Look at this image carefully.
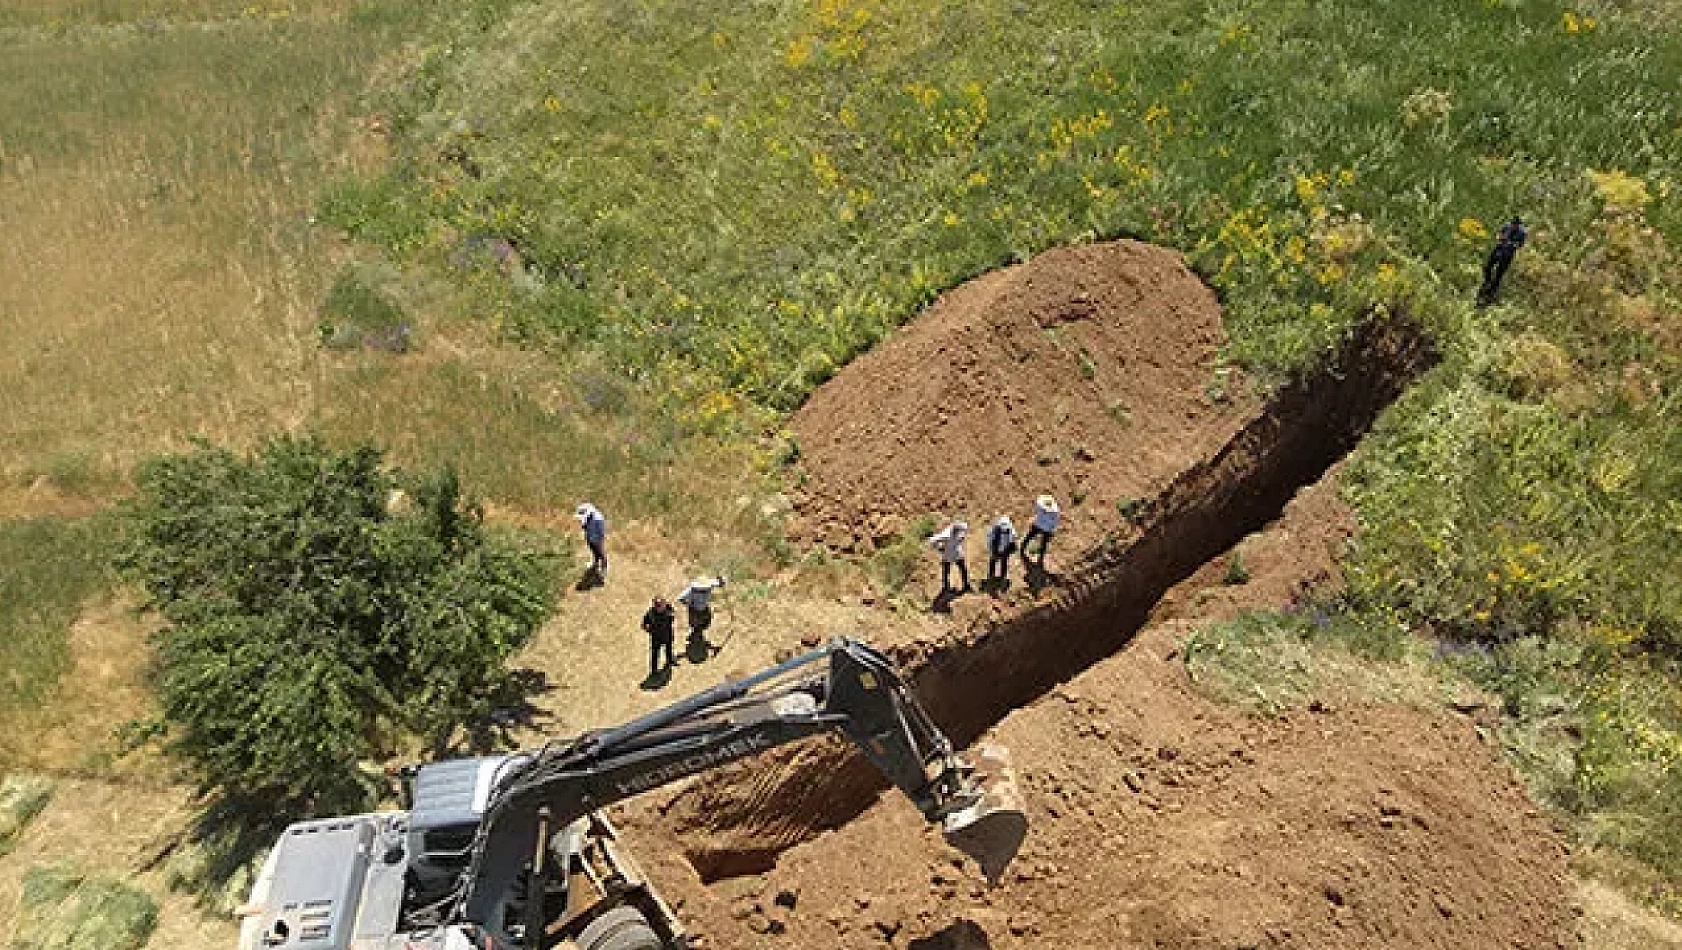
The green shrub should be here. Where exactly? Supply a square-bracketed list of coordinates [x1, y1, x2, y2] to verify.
[119, 434, 559, 813]
[870, 514, 940, 597]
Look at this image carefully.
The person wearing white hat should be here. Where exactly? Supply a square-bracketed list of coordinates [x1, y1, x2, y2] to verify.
[575, 502, 608, 577]
[677, 575, 727, 647]
[986, 515, 1018, 585]
[928, 519, 972, 594]
[1020, 495, 1060, 565]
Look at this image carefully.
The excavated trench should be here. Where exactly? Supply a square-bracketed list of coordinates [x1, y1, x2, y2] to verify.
[668, 316, 1437, 882]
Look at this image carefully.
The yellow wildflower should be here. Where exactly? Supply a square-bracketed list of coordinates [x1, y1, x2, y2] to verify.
[785, 36, 814, 68]
[1457, 217, 1490, 241]
[810, 151, 841, 190]
[1587, 168, 1651, 212]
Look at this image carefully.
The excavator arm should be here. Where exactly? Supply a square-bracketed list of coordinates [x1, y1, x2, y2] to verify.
[235, 638, 1023, 950]
[451, 638, 1018, 932]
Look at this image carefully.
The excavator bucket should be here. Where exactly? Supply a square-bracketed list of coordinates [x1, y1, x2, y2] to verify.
[940, 743, 1027, 883]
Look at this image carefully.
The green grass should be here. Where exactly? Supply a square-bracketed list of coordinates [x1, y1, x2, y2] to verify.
[0, 518, 116, 715]
[325, 0, 1682, 901]
[15, 865, 158, 950]
[329, 0, 1679, 407]
[0, 775, 55, 856]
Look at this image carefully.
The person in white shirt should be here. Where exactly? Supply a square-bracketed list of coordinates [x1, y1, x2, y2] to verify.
[1020, 495, 1060, 565]
[928, 520, 971, 594]
[677, 575, 726, 646]
[986, 515, 1017, 585]
[575, 502, 607, 577]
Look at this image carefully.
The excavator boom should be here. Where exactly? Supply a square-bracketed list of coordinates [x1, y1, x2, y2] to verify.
[237, 638, 1024, 950]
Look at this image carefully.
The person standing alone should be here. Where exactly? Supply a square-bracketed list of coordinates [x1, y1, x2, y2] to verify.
[575, 502, 608, 578]
[1477, 216, 1528, 307]
[641, 596, 675, 678]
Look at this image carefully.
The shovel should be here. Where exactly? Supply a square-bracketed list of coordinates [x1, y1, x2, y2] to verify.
[940, 743, 1028, 883]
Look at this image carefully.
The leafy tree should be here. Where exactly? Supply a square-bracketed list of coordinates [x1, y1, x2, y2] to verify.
[120, 435, 557, 813]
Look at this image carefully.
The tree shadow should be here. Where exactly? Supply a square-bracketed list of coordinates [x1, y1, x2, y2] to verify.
[908, 919, 992, 950]
[460, 667, 553, 754]
[138, 794, 296, 910]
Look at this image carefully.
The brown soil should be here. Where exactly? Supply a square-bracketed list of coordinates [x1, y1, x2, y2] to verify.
[788, 240, 1256, 556]
[622, 472, 1576, 950]
[614, 239, 1574, 948]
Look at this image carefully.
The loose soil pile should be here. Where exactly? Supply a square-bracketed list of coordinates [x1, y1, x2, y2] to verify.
[618, 239, 1573, 948]
[625, 477, 1576, 950]
[789, 240, 1254, 556]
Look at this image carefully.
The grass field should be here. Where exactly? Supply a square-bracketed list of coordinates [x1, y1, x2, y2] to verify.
[0, 0, 771, 774]
[323, 0, 1682, 910]
[3, 0, 1681, 926]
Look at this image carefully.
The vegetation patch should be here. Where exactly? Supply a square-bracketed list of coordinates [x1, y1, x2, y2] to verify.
[317, 262, 413, 352]
[118, 434, 561, 814]
[0, 774, 55, 856]
[0, 517, 115, 714]
[13, 865, 157, 950]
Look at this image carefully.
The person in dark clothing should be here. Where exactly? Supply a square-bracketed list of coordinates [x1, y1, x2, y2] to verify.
[985, 515, 1017, 586]
[1477, 217, 1528, 307]
[641, 596, 676, 677]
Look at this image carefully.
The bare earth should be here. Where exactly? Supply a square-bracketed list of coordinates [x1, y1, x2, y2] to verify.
[618, 239, 1581, 949]
[623, 474, 1578, 950]
[789, 240, 1256, 556]
[6, 238, 1668, 948]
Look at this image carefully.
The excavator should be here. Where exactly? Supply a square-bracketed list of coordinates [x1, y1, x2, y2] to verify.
[235, 638, 1026, 950]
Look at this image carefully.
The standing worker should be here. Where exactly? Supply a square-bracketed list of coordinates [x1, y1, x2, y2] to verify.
[641, 596, 676, 678]
[1477, 216, 1528, 307]
[677, 575, 727, 650]
[985, 515, 1017, 586]
[929, 520, 971, 595]
[1020, 495, 1060, 566]
[575, 502, 608, 578]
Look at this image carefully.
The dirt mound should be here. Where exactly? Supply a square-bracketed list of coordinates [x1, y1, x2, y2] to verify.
[661, 317, 1436, 879]
[632, 634, 1574, 950]
[622, 475, 1575, 949]
[610, 240, 1574, 946]
[789, 240, 1253, 555]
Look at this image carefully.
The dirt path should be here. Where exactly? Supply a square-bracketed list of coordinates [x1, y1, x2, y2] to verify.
[509, 519, 947, 744]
